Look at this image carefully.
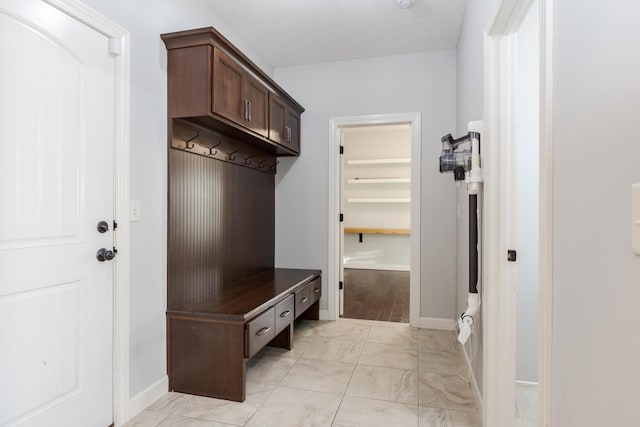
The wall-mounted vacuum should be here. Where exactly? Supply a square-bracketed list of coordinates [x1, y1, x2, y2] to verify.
[439, 121, 483, 345]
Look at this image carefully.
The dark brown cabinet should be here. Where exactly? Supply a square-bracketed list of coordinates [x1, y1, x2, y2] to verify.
[212, 48, 244, 125]
[213, 49, 269, 137]
[269, 93, 301, 153]
[162, 26, 315, 405]
[162, 27, 303, 156]
[167, 269, 321, 402]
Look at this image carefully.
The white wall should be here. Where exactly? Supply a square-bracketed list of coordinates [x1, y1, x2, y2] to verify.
[79, 0, 271, 399]
[273, 51, 457, 320]
[456, 0, 490, 394]
[342, 125, 411, 270]
[552, 1, 640, 425]
[344, 234, 411, 271]
[514, 2, 539, 383]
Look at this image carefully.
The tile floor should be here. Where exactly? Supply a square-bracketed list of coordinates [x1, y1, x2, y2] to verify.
[125, 318, 481, 427]
[515, 382, 538, 427]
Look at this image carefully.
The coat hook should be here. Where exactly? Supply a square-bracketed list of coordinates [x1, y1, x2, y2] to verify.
[256, 157, 267, 169]
[208, 139, 223, 156]
[243, 152, 256, 165]
[228, 146, 240, 161]
[184, 131, 199, 149]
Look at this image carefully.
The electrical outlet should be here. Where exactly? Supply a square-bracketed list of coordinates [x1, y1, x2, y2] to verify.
[130, 200, 141, 222]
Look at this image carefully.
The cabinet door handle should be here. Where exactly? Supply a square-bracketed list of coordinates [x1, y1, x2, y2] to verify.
[248, 101, 252, 122]
[279, 310, 291, 318]
[243, 99, 249, 121]
[314, 288, 320, 294]
[256, 326, 271, 336]
[300, 297, 309, 303]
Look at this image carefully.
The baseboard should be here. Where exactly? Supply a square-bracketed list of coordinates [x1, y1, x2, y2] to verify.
[319, 309, 331, 320]
[419, 317, 456, 330]
[343, 263, 410, 272]
[461, 337, 483, 410]
[127, 375, 168, 422]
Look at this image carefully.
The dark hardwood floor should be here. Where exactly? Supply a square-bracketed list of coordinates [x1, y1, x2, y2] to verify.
[342, 268, 410, 323]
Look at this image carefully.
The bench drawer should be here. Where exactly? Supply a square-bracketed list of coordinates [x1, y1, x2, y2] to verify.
[275, 294, 295, 334]
[294, 284, 311, 318]
[309, 278, 321, 304]
[246, 307, 275, 358]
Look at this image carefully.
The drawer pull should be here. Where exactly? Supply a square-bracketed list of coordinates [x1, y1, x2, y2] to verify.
[300, 297, 309, 303]
[314, 288, 320, 294]
[256, 327, 271, 336]
[280, 310, 292, 318]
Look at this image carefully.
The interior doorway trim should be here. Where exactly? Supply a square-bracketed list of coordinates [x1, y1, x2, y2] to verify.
[44, 1, 131, 425]
[484, 0, 553, 425]
[327, 113, 421, 326]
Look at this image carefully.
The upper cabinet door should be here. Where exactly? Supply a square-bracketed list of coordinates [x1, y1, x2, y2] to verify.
[212, 48, 244, 124]
[268, 93, 301, 154]
[286, 108, 301, 154]
[244, 75, 269, 137]
[268, 93, 286, 145]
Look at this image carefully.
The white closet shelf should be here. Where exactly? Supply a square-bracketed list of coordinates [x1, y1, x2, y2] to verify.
[346, 158, 411, 165]
[346, 198, 411, 203]
[347, 178, 410, 184]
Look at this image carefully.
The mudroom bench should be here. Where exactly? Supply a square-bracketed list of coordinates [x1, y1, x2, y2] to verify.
[166, 268, 321, 402]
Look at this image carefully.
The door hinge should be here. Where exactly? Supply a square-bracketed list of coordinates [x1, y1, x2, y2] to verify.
[339, 213, 344, 222]
[339, 281, 343, 290]
[113, 220, 118, 230]
[340, 145, 344, 155]
[507, 250, 517, 262]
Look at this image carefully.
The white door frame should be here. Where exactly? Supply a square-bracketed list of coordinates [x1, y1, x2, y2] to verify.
[43, 1, 131, 425]
[483, 0, 553, 426]
[327, 113, 421, 326]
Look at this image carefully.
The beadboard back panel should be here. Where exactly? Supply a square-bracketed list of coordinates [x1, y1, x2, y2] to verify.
[167, 149, 275, 308]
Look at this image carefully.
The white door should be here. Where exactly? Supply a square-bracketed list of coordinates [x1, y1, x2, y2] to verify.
[0, 0, 116, 426]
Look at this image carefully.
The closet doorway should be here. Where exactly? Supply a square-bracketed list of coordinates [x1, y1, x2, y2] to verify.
[341, 125, 411, 322]
[328, 113, 421, 326]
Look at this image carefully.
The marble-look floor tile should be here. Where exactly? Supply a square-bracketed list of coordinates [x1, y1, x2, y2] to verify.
[333, 396, 419, 427]
[301, 337, 364, 364]
[246, 386, 342, 427]
[358, 342, 418, 371]
[313, 321, 371, 341]
[148, 392, 190, 413]
[338, 317, 374, 326]
[123, 410, 169, 427]
[246, 355, 296, 385]
[418, 349, 467, 376]
[280, 358, 355, 394]
[418, 329, 460, 352]
[419, 406, 481, 427]
[147, 384, 271, 426]
[346, 365, 418, 404]
[157, 414, 236, 427]
[367, 325, 419, 349]
[294, 319, 325, 338]
[418, 372, 476, 413]
[254, 336, 315, 360]
[516, 382, 538, 427]
[368, 319, 409, 328]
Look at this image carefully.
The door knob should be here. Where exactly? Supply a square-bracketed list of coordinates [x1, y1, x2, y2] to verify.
[96, 248, 116, 262]
[97, 221, 109, 233]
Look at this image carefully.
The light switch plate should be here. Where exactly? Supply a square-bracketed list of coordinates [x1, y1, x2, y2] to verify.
[633, 184, 640, 255]
[130, 200, 141, 222]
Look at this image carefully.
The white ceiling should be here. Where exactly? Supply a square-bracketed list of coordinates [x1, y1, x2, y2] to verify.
[209, 0, 467, 68]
